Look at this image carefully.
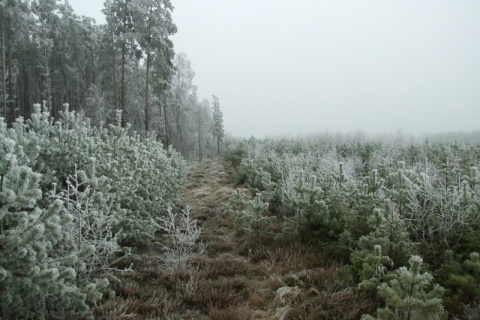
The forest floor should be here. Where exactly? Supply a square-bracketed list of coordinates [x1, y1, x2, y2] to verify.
[96, 158, 369, 320]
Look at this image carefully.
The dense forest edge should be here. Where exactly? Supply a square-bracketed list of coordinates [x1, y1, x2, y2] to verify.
[1, 1, 480, 319]
[0, 0, 224, 161]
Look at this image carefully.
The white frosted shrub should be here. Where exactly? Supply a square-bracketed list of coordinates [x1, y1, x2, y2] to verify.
[0, 104, 186, 318]
[1, 122, 97, 318]
[158, 206, 205, 272]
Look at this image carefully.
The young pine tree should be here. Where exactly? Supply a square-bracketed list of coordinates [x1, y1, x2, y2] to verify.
[281, 173, 329, 241]
[235, 193, 274, 238]
[362, 255, 446, 320]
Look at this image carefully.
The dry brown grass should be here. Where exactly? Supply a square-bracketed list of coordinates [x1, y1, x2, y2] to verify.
[246, 290, 269, 310]
[265, 218, 284, 233]
[244, 242, 328, 276]
[212, 275, 247, 292]
[193, 186, 212, 199]
[94, 298, 138, 320]
[115, 281, 141, 298]
[175, 271, 244, 312]
[236, 234, 275, 256]
[284, 288, 371, 320]
[280, 263, 374, 320]
[208, 306, 254, 320]
[213, 186, 236, 203]
[95, 287, 182, 320]
[192, 208, 211, 222]
[206, 238, 235, 255]
[188, 253, 247, 279]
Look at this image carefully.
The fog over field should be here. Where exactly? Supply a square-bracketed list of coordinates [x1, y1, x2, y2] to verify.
[69, 0, 480, 138]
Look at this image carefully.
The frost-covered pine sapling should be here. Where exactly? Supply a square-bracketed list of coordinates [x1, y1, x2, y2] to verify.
[332, 162, 348, 192]
[361, 255, 446, 320]
[259, 170, 276, 197]
[238, 158, 274, 193]
[225, 188, 250, 233]
[440, 158, 461, 196]
[463, 167, 479, 192]
[282, 173, 328, 240]
[430, 166, 478, 246]
[358, 245, 393, 294]
[385, 161, 414, 218]
[329, 161, 355, 228]
[461, 167, 480, 221]
[460, 252, 480, 298]
[1, 104, 187, 317]
[352, 208, 389, 282]
[377, 157, 392, 180]
[301, 175, 329, 224]
[353, 170, 384, 237]
[237, 193, 274, 238]
[435, 251, 480, 315]
[433, 159, 464, 242]
[226, 188, 249, 213]
[92, 110, 186, 246]
[405, 160, 440, 244]
[157, 206, 206, 272]
[256, 169, 283, 213]
[0, 126, 101, 319]
[464, 252, 480, 274]
[351, 203, 413, 281]
[365, 169, 384, 197]
[383, 200, 408, 261]
[460, 252, 480, 296]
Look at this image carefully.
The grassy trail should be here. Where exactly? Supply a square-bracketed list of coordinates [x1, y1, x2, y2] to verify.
[96, 158, 367, 319]
[177, 159, 281, 319]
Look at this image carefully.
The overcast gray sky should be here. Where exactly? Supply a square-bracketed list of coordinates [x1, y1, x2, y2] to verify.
[68, 0, 480, 138]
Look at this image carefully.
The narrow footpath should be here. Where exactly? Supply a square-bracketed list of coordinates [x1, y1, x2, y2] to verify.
[176, 159, 291, 319]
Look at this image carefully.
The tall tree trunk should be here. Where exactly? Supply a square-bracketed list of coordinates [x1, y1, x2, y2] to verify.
[144, 51, 150, 132]
[90, 47, 96, 85]
[198, 130, 202, 161]
[1, 11, 6, 120]
[57, 52, 68, 91]
[121, 42, 126, 127]
[43, 31, 51, 112]
[7, 15, 15, 126]
[120, 0, 129, 128]
[175, 103, 184, 154]
[22, 63, 29, 118]
[110, 28, 118, 111]
[56, 53, 69, 114]
[163, 91, 169, 147]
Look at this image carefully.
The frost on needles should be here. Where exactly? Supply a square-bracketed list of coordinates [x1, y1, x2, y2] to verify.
[0, 104, 186, 319]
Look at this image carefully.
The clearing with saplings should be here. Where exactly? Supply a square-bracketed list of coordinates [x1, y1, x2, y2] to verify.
[1, 1, 480, 319]
[2, 107, 480, 318]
